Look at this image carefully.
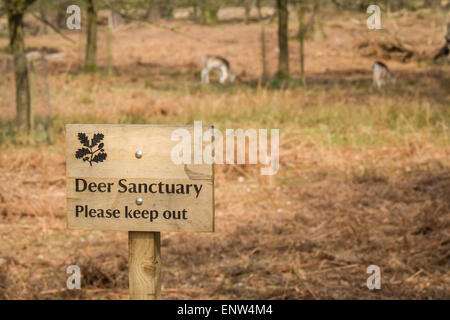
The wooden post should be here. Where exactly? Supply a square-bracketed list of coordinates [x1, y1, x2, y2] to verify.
[128, 231, 161, 300]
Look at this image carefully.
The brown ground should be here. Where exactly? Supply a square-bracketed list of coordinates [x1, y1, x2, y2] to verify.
[0, 8, 449, 299]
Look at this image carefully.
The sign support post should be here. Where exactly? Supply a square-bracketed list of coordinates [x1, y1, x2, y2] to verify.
[128, 231, 161, 300]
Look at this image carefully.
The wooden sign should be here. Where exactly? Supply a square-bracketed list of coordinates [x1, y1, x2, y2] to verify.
[66, 124, 215, 299]
[66, 124, 214, 233]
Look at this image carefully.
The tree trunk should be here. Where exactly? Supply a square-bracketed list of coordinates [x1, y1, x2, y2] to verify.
[8, 12, 32, 132]
[192, 2, 200, 21]
[56, 1, 70, 28]
[446, 22, 450, 43]
[85, 0, 97, 72]
[384, 0, 391, 17]
[297, 3, 306, 85]
[308, 1, 325, 40]
[242, 0, 252, 24]
[203, 8, 219, 24]
[106, 23, 113, 75]
[56, 10, 66, 28]
[109, 10, 121, 29]
[161, 5, 174, 19]
[276, 0, 289, 78]
[257, 0, 267, 81]
[200, 0, 220, 25]
[39, 4, 48, 34]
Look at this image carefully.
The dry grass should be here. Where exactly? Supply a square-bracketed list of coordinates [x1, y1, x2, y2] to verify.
[0, 8, 449, 299]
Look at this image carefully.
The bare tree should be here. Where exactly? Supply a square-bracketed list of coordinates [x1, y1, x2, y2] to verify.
[145, 0, 174, 20]
[85, 0, 98, 72]
[241, 0, 253, 24]
[3, 0, 36, 132]
[256, 0, 267, 81]
[38, 0, 48, 34]
[297, 1, 306, 85]
[200, 0, 220, 25]
[276, 0, 289, 78]
[306, 0, 325, 40]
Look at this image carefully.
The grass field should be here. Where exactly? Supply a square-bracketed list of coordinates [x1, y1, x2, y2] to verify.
[0, 7, 449, 299]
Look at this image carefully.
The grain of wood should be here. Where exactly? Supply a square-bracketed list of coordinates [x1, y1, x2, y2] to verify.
[129, 231, 161, 300]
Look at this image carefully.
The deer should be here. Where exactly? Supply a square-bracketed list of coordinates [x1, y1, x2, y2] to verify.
[201, 55, 236, 84]
[372, 61, 396, 87]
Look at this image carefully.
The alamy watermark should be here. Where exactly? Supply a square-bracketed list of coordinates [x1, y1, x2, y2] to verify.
[171, 121, 280, 175]
[367, 5, 382, 30]
[66, 265, 81, 290]
[67, 5, 81, 30]
[366, 265, 381, 290]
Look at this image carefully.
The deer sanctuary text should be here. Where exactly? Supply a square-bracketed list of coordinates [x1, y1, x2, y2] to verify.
[75, 178, 203, 198]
